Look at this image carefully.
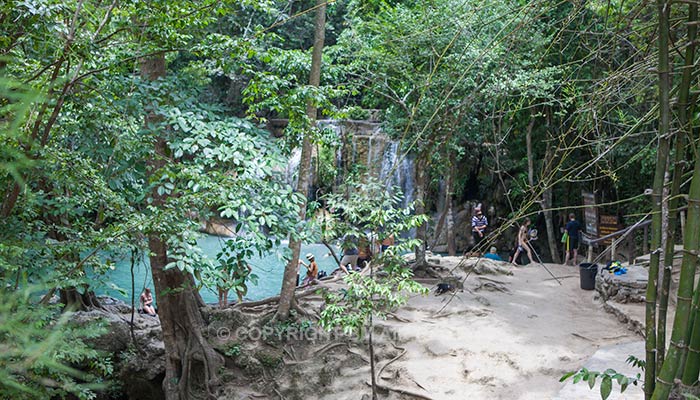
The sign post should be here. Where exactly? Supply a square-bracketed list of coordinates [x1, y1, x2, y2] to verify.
[582, 191, 598, 262]
[582, 191, 598, 237]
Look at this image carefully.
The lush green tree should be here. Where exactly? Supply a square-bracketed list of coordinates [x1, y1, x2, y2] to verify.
[318, 176, 428, 399]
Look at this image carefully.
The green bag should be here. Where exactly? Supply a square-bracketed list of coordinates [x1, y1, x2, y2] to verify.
[561, 231, 568, 244]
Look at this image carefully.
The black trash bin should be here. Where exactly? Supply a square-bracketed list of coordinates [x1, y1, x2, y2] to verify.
[579, 263, 598, 290]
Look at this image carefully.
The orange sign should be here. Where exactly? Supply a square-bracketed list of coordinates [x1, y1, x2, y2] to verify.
[599, 215, 620, 245]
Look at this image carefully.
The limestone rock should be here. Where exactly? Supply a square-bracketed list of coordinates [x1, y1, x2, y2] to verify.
[69, 298, 165, 398]
[201, 218, 236, 237]
[595, 264, 647, 303]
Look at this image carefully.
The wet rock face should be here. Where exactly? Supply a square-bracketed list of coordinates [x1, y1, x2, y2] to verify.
[201, 218, 236, 237]
[71, 297, 165, 399]
[595, 265, 647, 303]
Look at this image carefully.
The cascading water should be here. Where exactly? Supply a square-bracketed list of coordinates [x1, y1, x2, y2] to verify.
[379, 141, 415, 208]
[285, 147, 302, 188]
[284, 119, 416, 210]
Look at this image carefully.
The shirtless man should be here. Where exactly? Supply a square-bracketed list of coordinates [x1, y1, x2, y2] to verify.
[140, 288, 156, 316]
[298, 253, 318, 286]
[512, 218, 535, 266]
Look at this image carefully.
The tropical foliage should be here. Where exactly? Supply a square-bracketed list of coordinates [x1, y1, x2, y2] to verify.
[3, 0, 700, 398]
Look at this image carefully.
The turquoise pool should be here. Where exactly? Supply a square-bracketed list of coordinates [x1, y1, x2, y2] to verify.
[95, 235, 339, 304]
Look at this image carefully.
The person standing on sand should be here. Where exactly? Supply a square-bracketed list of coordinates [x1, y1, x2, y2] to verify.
[471, 204, 488, 250]
[512, 218, 535, 266]
[563, 213, 581, 266]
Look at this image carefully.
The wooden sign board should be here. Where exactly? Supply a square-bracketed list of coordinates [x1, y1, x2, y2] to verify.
[599, 215, 620, 245]
[582, 191, 598, 237]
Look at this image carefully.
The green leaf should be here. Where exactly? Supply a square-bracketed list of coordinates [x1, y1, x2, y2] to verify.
[600, 376, 612, 400]
[587, 373, 596, 389]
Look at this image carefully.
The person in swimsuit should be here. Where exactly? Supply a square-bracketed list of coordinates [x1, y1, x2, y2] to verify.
[140, 288, 156, 316]
[298, 253, 318, 286]
[511, 218, 535, 266]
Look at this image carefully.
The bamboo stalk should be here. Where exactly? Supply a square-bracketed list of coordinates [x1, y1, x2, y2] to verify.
[652, 149, 700, 399]
[660, 1, 697, 377]
[646, 1, 673, 397]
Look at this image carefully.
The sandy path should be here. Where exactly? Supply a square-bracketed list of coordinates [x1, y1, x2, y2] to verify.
[364, 258, 641, 400]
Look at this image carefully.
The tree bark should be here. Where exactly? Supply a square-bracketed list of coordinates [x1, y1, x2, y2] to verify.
[430, 209, 447, 251]
[525, 117, 535, 190]
[276, 0, 326, 321]
[414, 153, 428, 267]
[542, 185, 560, 264]
[141, 54, 223, 400]
[542, 140, 561, 264]
[446, 161, 456, 256]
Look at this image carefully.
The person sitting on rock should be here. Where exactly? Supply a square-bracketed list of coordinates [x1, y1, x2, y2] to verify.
[339, 236, 359, 274]
[357, 237, 372, 269]
[140, 288, 156, 316]
[484, 246, 503, 261]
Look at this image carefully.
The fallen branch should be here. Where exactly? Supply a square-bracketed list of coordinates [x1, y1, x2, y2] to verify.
[474, 281, 511, 294]
[544, 275, 576, 281]
[386, 312, 413, 323]
[476, 276, 508, 285]
[365, 381, 435, 400]
[571, 333, 594, 342]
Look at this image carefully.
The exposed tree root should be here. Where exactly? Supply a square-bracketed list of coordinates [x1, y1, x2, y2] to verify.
[233, 288, 318, 309]
[283, 342, 348, 365]
[376, 343, 406, 379]
[347, 346, 371, 363]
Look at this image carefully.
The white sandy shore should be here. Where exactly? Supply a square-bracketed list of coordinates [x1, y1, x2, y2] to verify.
[321, 256, 643, 400]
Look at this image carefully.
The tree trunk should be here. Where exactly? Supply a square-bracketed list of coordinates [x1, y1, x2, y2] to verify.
[446, 162, 456, 256]
[430, 209, 447, 251]
[542, 186, 560, 264]
[525, 117, 535, 190]
[59, 287, 102, 311]
[647, 1, 671, 397]
[141, 54, 223, 400]
[414, 154, 428, 267]
[276, 0, 326, 321]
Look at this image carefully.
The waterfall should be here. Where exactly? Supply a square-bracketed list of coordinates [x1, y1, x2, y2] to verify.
[285, 147, 301, 187]
[379, 141, 415, 208]
[281, 120, 416, 209]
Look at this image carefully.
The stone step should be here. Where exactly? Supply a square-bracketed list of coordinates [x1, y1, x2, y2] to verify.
[602, 301, 645, 337]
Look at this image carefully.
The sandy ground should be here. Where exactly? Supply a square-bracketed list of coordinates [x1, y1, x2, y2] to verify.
[321, 256, 642, 400]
